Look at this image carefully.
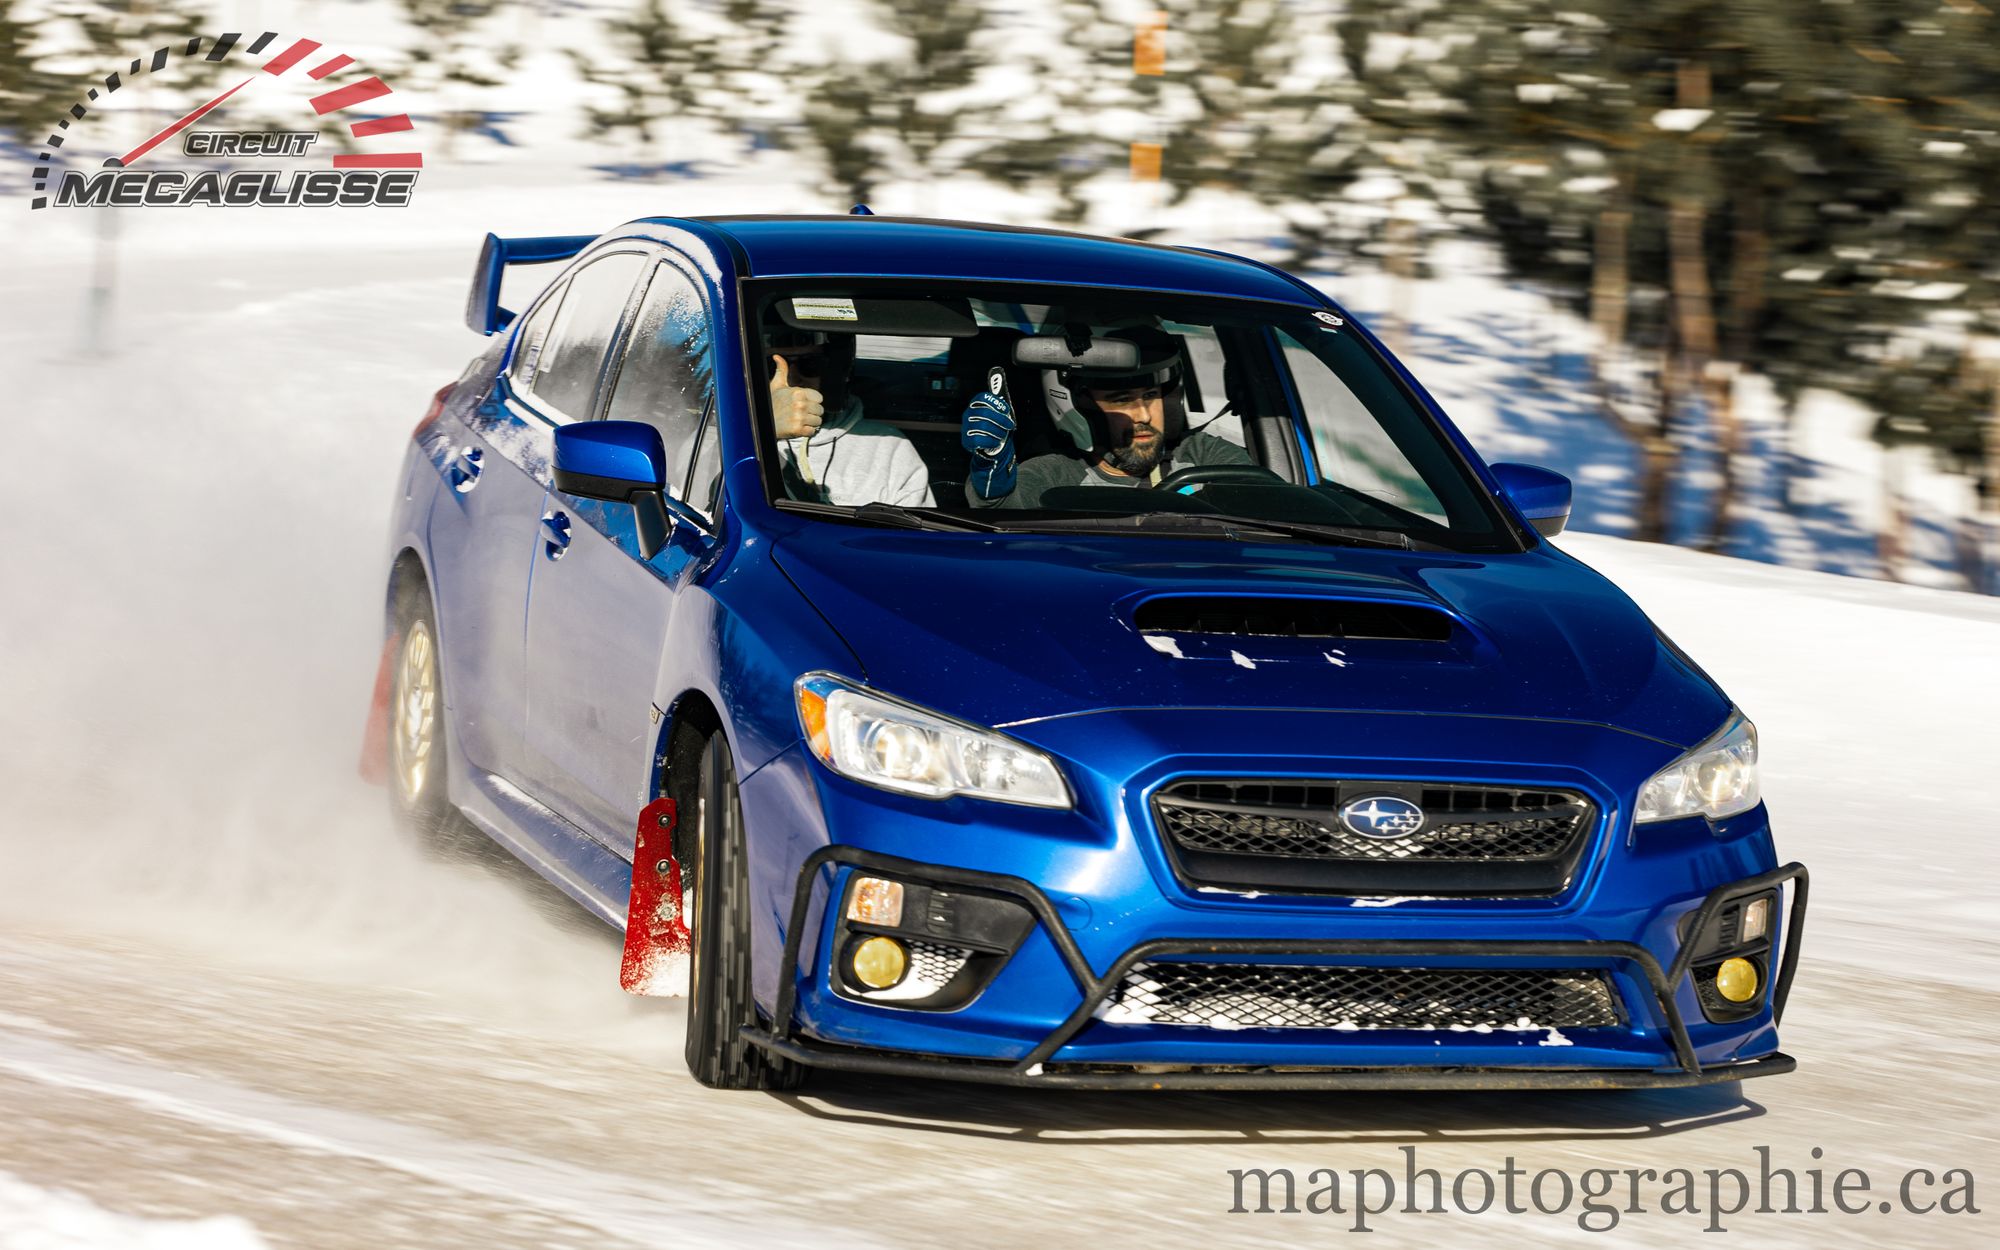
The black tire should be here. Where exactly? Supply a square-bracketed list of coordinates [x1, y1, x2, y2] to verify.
[681, 733, 806, 1090]
[387, 577, 476, 857]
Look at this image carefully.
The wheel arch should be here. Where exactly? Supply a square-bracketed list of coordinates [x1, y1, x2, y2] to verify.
[386, 546, 432, 630]
[655, 689, 725, 804]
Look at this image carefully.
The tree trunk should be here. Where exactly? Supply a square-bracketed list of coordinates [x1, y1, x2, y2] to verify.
[1877, 445, 1907, 583]
[1776, 394, 1803, 513]
[1590, 199, 1631, 406]
[1637, 339, 1682, 544]
[1662, 60, 1738, 553]
[1985, 369, 2000, 593]
[1583, 171, 1672, 539]
[1716, 178, 1770, 543]
[1701, 361, 1742, 552]
[1385, 214, 1417, 357]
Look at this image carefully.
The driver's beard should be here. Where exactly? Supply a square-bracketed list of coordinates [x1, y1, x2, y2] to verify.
[1101, 435, 1168, 477]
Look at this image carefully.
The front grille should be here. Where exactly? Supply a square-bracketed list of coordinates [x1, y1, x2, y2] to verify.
[1099, 962, 1622, 1032]
[1154, 779, 1595, 897]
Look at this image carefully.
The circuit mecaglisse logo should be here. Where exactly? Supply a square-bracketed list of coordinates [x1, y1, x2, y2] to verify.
[31, 31, 422, 210]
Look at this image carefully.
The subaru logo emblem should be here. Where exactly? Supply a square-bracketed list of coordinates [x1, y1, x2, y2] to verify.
[1339, 795, 1425, 839]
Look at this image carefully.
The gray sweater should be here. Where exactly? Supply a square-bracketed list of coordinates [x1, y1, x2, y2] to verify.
[970, 431, 1253, 509]
[781, 399, 934, 508]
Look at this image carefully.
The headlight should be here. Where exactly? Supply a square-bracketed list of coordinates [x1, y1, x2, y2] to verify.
[1634, 713, 1760, 823]
[794, 672, 1071, 808]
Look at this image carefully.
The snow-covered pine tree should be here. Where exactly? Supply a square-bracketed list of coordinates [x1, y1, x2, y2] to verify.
[394, 0, 520, 154]
[568, 0, 708, 162]
[790, 0, 992, 212]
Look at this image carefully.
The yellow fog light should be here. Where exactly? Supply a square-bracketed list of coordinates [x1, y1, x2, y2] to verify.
[850, 936, 909, 990]
[846, 877, 905, 927]
[1715, 957, 1760, 1004]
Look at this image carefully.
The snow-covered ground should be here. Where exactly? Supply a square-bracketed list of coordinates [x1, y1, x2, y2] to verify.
[3, 7, 1997, 1244]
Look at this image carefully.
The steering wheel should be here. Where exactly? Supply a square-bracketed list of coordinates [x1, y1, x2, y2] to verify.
[1155, 463, 1285, 493]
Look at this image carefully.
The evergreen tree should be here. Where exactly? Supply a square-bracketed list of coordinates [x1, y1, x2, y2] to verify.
[789, 0, 993, 211]
[570, 0, 706, 156]
[0, 1, 83, 148]
[962, 0, 1131, 224]
[569, 0, 792, 169]
[395, 0, 521, 152]
[1341, 0, 1992, 550]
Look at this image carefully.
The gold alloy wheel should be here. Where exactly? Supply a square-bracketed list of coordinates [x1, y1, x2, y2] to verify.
[391, 620, 438, 803]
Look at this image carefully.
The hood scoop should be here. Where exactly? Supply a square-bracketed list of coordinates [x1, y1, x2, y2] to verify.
[1134, 596, 1455, 643]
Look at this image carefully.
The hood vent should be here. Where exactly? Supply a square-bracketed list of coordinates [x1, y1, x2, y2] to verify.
[1134, 596, 1454, 642]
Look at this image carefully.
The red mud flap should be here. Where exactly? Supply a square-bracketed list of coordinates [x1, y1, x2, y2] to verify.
[358, 634, 397, 786]
[621, 797, 692, 997]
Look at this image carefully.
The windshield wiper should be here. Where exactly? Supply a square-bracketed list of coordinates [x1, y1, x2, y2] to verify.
[1198, 514, 1415, 549]
[1026, 511, 1412, 549]
[847, 502, 1013, 533]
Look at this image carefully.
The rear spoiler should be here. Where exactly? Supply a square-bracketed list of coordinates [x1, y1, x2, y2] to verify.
[465, 232, 597, 334]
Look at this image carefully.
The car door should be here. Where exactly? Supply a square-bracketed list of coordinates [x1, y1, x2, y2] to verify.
[522, 252, 722, 848]
[424, 272, 577, 779]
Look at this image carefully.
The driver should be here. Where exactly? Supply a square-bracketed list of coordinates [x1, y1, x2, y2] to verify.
[958, 326, 1250, 508]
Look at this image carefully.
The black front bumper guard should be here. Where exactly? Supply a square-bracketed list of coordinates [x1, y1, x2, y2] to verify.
[741, 847, 1809, 1091]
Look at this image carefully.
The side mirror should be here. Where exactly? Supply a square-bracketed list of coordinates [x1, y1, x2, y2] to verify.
[1490, 462, 1572, 538]
[553, 421, 674, 559]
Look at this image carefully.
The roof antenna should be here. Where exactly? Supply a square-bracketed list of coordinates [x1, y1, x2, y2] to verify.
[849, 204, 874, 215]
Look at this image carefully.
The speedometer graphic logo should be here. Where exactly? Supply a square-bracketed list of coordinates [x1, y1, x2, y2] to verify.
[30, 31, 423, 211]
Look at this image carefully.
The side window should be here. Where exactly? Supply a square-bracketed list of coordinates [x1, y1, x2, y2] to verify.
[603, 261, 715, 497]
[1277, 329, 1447, 523]
[684, 411, 724, 521]
[509, 280, 567, 392]
[1163, 321, 1241, 448]
[530, 251, 648, 421]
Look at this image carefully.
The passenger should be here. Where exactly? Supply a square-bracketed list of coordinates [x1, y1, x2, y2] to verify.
[959, 326, 1250, 507]
[768, 327, 933, 507]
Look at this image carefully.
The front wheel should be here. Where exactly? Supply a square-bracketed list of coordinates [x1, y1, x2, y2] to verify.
[682, 733, 806, 1091]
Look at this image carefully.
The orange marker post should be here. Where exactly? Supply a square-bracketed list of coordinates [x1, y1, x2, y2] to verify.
[1134, 11, 1167, 76]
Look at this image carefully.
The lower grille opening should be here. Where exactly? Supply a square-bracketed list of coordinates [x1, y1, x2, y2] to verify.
[1097, 962, 1622, 1032]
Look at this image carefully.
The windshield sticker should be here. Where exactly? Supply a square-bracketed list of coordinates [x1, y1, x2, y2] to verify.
[1313, 310, 1346, 331]
[793, 297, 858, 322]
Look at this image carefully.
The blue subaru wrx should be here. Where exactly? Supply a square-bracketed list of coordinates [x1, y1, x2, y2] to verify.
[371, 214, 1808, 1091]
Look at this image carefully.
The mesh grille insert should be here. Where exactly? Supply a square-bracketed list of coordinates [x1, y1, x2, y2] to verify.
[1158, 781, 1588, 864]
[1100, 962, 1622, 1031]
[1152, 779, 1596, 897]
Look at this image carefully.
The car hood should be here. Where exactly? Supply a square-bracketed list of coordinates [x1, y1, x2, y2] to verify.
[769, 527, 1731, 750]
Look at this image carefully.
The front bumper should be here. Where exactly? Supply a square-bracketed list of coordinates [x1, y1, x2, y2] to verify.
[741, 848, 1809, 1090]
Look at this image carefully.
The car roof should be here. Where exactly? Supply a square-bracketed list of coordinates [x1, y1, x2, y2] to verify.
[657, 215, 1318, 305]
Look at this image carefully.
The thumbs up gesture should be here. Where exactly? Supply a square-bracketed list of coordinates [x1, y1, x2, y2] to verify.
[770, 354, 825, 440]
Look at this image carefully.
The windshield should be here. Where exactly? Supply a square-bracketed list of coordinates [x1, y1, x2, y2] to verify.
[748, 280, 1519, 552]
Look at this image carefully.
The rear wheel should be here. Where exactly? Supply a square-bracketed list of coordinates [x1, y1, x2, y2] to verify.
[681, 733, 806, 1090]
[388, 579, 474, 856]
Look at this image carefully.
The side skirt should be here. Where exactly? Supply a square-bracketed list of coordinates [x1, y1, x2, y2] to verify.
[456, 771, 632, 929]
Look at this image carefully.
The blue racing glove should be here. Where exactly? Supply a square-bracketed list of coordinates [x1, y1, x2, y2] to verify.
[959, 390, 1017, 499]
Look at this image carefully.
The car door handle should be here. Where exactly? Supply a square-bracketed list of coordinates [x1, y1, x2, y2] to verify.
[448, 446, 484, 493]
[542, 510, 572, 560]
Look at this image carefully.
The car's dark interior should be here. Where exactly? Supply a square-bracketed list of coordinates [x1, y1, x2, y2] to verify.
[759, 292, 1313, 511]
